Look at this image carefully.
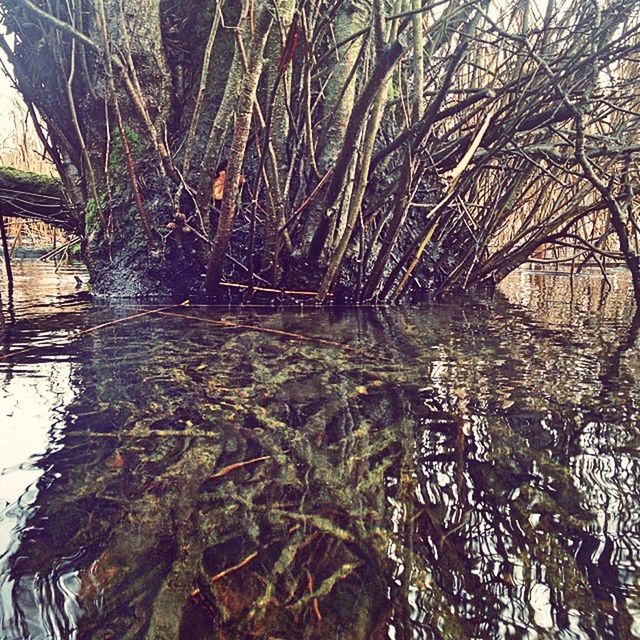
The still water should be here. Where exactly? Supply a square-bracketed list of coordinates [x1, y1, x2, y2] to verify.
[0, 261, 639, 640]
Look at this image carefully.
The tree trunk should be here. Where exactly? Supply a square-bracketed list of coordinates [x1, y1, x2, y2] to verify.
[1, 0, 639, 302]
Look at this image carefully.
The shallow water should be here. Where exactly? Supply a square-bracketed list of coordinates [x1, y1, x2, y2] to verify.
[0, 261, 639, 639]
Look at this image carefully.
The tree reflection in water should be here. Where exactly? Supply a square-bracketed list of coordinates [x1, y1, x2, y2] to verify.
[0, 267, 639, 639]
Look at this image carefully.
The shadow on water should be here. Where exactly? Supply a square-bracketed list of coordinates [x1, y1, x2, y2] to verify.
[1, 263, 640, 639]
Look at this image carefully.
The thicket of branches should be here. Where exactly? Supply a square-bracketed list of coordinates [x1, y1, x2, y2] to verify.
[0, 0, 639, 302]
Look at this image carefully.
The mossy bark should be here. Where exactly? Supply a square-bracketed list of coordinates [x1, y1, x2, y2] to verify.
[297, 2, 370, 255]
[0, 166, 74, 229]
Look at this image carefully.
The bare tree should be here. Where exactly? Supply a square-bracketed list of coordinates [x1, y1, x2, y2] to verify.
[0, 0, 638, 302]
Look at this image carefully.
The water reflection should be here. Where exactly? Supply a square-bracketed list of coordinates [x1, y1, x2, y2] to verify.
[0, 264, 639, 639]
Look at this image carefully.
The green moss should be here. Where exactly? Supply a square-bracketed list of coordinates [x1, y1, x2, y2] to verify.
[69, 241, 82, 258]
[108, 126, 145, 178]
[0, 165, 62, 196]
[85, 192, 107, 235]
[85, 198, 99, 234]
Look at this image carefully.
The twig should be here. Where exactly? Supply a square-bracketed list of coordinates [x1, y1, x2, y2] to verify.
[388, 192, 455, 301]
[153, 310, 371, 356]
[75, 304, 186, 336]
[305, 569, 322, 621]
[9, 221, 25, 257]
[288, 562, 361, 610]
[62, 430, 221, 439]
[0, 215, 14, 297]
[279, 168, 333, 233]
[218, 280, 332, 298]
[0, 301, 189, 361]
[211, 551, 258, 582]
[13, 0, 98, 52]
[64, 37, 104, 226]
[441, 111, 493, 190]
[39, 237, 81, 261]
[210, 455, 272, 479]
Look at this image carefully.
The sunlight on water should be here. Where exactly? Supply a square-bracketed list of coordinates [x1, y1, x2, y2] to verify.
[0, 370, 83, 640]
[1, 262, 88, 639]
[0, 261, 639, 639]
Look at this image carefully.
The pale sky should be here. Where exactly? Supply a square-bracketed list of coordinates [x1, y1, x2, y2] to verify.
[0, 31, 22, 141]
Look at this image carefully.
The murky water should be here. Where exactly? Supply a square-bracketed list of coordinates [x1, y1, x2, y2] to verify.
[1, 261, 639, 639]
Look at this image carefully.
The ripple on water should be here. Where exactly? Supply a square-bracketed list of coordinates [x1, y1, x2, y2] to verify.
[0, 261, 639, 639]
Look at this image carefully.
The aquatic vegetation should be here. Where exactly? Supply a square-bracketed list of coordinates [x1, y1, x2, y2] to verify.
[1, 268, 639, 639]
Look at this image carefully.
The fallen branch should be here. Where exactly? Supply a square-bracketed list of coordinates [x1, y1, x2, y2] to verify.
[39, 236, 81, 261]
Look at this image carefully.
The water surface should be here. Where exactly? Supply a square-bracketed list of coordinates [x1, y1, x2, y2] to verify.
[0, 262, 639, 639]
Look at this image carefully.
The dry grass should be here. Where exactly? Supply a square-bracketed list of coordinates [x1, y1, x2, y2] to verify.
[0, 95, 66, 249]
